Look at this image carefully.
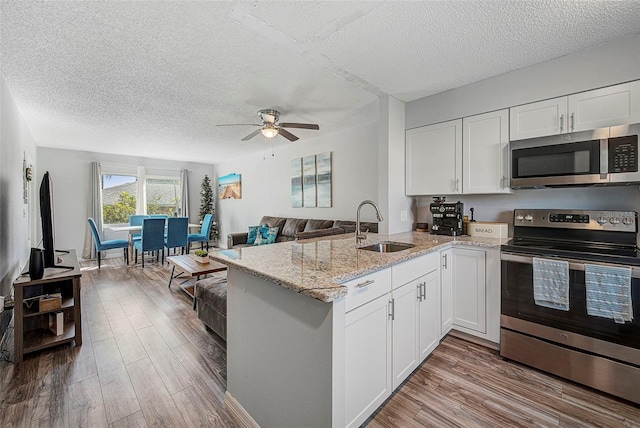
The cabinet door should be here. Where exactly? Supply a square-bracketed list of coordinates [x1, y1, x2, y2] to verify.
[509, 96, 567, 141]
[440, 249, 453, 338]
[406, 119, 462, 195]
[418, 268, 441, 360]
[391, 281, 419, 389]
[570, 81, 640, 132]
[462, 109, 511, 194]
[452, 248, 486, 333]
[345, 293, 392, 428]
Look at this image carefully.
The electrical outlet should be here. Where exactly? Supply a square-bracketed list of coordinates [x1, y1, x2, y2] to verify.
[400, 210, 408, 222]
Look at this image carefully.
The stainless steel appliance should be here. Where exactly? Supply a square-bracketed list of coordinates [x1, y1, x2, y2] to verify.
[509, 124, 640, 188]
[430, 198, 463, 236]
[501, 209, 640, 404]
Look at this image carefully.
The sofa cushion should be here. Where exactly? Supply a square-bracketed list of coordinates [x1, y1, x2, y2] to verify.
[259, 216, 287, 231]
[304, 219, 334, 232]
[295, 227, 345, 240]
[281, 218, 308, 238]
[195, 274, 228, 315]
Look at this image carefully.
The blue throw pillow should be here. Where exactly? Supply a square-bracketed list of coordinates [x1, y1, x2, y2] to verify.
[247, 225, 260, 244]
[253, 226, 279, 246]
[265, 227, 279, 244]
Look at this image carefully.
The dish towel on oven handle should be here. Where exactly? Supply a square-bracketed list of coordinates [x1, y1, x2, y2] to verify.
[533, 257, 570, 311]
[585, 263, 633, 324]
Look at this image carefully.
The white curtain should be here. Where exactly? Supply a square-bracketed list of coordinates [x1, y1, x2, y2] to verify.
[180, 169, 189, 220]
[82, 162, 102, 259]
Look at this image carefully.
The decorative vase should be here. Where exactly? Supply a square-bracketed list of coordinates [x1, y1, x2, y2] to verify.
[29, 248, 45, 280]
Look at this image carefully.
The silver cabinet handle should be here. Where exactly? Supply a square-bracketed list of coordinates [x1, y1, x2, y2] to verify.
[416, 284, 422, 302]
[421, 282, 426, 301]
[559, 113, 564, 132]
[356, 279, 375, 289]
[389, 299, 395, 320]
[443, 253, 448, 269]
[455, 178, 460, 191]
[570, 113, 575, 131]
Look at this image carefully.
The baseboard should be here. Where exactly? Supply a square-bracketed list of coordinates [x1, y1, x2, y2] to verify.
[449, 329, 499, 351]
[225, 391, 260, 428]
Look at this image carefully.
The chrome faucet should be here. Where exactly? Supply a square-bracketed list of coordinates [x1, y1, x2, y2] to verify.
[356, 200, 384, 244]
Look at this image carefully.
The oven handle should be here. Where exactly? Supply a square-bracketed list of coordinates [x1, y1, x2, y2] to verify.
[501, 252, 640, 279]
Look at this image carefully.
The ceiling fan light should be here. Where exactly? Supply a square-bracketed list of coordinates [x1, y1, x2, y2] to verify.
[261, 126, 279, 138]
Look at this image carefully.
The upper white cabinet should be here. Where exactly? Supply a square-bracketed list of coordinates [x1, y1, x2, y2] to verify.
[406, 119, 462, 195]
[510, 81, 640, 141]
[462, 109, 511, 194]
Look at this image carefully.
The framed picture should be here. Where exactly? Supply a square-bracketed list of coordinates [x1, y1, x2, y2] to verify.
[218, 173, 242, 199]
[291, 152, 332, 208]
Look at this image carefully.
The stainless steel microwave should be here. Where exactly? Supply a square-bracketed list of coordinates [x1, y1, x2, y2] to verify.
[509, 124, 640, 188]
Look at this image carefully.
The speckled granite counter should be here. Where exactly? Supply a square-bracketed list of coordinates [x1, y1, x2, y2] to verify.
[210, 232, 508, 302]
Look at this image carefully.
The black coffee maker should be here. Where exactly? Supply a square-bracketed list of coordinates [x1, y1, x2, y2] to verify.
[430, 197, 464, 236]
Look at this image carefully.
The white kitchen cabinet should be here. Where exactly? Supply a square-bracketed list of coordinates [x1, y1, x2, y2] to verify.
[462, 109, 511, 194]
[451, 247, 486, 333]
[345, 292, 392, 428]
[391, 280, 419, 390]
[418, 268, 441, 360]
[510, 80, 640, 141]
[440, 248, 453, 338]
[406, 119, 462, 195]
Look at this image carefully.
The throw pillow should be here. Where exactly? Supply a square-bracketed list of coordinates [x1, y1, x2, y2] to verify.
[254, 233, 265, 245]
[265, 227, 279, 244]
[247, 226, 260, 245]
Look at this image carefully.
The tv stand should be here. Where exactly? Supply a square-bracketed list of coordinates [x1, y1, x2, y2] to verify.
[13, 249, 82, 363]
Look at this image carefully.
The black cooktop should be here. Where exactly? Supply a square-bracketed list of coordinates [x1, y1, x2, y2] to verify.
[502, 238, 640, 266]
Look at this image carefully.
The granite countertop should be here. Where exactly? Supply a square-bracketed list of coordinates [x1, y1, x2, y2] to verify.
[209, 232, 508, 303]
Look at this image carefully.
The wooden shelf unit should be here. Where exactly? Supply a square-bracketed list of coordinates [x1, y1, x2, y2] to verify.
[12, 249, 82, 363]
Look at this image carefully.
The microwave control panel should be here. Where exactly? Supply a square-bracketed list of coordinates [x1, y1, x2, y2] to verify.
[608, 135, 638, 173]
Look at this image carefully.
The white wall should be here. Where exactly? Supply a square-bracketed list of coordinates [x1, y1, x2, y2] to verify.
[215, 121, 379, 246]
[407, 34, 640, 228]
[0, 75, 38, 296]
[37, 147, 215, 258]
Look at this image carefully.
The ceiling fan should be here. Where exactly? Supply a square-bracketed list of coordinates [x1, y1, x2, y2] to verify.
[217, 109, 319, 142]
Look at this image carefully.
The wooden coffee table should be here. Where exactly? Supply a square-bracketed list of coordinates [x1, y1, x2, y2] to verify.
[166, 255, 227, 308]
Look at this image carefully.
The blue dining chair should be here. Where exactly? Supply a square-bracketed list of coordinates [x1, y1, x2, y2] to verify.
[129, 214, 149, 242]
[165, 217, 188, 255]
[133, 218, 166, 267]
[188, 214, 214, 252]
[88, 218, 129, 268]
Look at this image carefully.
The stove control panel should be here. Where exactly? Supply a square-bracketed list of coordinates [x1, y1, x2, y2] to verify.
[513, 209, 638, 232]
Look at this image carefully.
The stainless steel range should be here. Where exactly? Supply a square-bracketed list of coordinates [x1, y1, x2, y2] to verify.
[500, 209, 640, 404]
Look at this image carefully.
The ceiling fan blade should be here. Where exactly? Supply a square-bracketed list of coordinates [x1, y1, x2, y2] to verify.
[279, 123, 320, 130]
[216, 123, 261, 127]
[241, 129, 262, 141]
[278, 128, 299, 142]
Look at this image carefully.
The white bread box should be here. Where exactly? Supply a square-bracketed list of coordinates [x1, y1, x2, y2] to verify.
[468, 221, 509, 239]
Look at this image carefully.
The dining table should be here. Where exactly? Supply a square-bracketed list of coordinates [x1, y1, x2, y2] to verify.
[108, 222, 202, 265]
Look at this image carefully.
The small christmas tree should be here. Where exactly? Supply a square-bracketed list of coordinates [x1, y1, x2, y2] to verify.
[199, 175, 218, 243]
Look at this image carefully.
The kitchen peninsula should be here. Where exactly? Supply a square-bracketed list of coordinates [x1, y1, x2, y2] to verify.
[211, 232, 505, 428]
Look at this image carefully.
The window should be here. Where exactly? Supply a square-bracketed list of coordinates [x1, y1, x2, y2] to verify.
[145, 177, 181, 216]
[102, 174, 138, 225]
[101, 166, 182, 225]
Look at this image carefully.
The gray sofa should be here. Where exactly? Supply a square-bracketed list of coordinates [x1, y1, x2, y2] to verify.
[227, 215, 378, 248]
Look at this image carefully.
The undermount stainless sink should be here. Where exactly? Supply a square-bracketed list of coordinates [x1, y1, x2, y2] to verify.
[358, 241, 415, 253]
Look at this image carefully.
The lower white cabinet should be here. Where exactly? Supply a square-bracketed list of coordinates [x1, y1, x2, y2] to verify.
[391, 280, 419, 389]
[440, 249, 453, 338]
[451, 248, 486, 333]
[345, 292, 392, 428]
[419, 268, 441, 360]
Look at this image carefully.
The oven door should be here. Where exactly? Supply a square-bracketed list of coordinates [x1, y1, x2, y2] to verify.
[501, 252, 640, 353]
[510, 139, 608, 188]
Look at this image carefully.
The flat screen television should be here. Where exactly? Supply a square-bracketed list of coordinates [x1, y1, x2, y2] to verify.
[40, 171, 56, 268]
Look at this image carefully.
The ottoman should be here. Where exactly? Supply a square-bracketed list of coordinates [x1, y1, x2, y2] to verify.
[195, 272, 228, 340]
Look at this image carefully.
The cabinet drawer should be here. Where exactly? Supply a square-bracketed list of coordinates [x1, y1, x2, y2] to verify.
[344, 269, 392, 313]
[392, 253, 439, 289]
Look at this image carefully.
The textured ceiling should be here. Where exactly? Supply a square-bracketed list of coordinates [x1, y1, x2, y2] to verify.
[2, 1, 639, 164]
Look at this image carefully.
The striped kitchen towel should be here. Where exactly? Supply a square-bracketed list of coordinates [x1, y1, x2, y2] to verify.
[585, 264, 633, 323]
[533, 258, 570, 311]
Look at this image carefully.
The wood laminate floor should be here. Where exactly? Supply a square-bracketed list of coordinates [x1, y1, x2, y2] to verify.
[1, 257, 638, 427]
